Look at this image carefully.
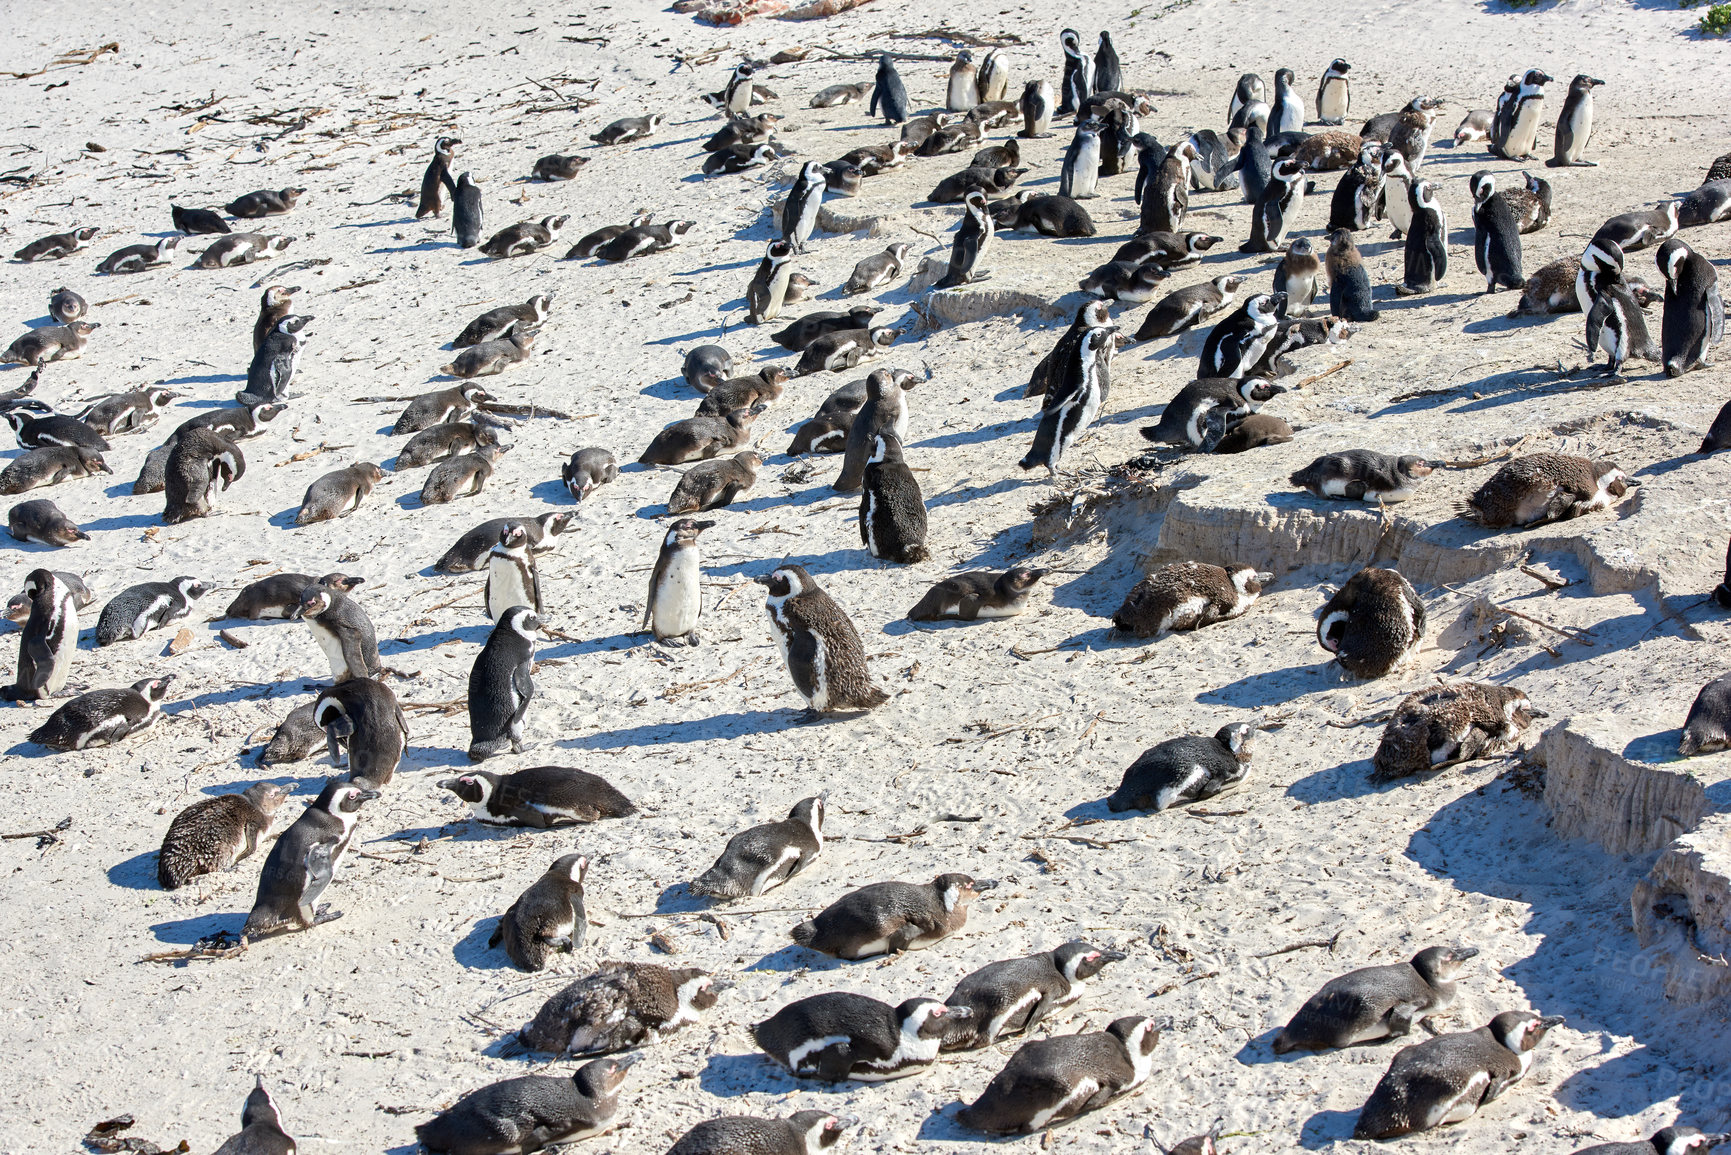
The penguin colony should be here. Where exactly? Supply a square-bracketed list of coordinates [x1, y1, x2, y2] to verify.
[1, 8, 1729, 1154]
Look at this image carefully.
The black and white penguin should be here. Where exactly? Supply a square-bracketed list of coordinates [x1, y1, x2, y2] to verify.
[1093, 32, 1122, 93]
[242, 314, 311, 405]
[95, 236, 178, 274]
[956, 1016, 1160, 1133]
[691, 796, 825, 901]
[1271, 67, 1303, 135]
[7, 497, 89, 547]
[393, 385, 489, 438]
[1274, 946, 1479, 1052]
[1316, 59, 1351, 124]
[417, 135, 460, 218]
[945, 50, 978, 113]
[195, 232, 291, 269]
[28, 676, 172, 751]
[998, 193, 1096, 237]
[224, 572, 360, 619]
[1112, 562, 1271, 637]
[94, 577, 208, 646]
[226, 187, 304, 217]
[1493, 69, 1552, 160]
[1020, 79, 1054, 138]
[1201, 292, 1283, 379]
[755, 994, 972, 1081]
[441, 766, 635, 826]
[1465, 453, 1628, 528]
[398, 419, 502, 468]
[774, 306, 882, 352]
[668, 451, 759, 515]
[1078, 259, 1167, 303]
[641, 408, 760, 465]
[520, 962, 716, 1057]
[1327, 154, 1383, 233]
[452, 171, 484, 248]
[1273, 239, 1323, 316]
[1471, 175, 1525, 293]
[295, 461, 383, 525]
[1107, 723, 1255, 811]
[943, 942, 1126, 1049]
[908, 567, 1049, 621]
[836, 368, 915, 491]
[669, 1112, 849, 1155]
[1325, 229, 1380, 320]
[1378, 150, 1415, 238]
[468, 605, 538, 762]
[3, 569, 78, 700]
[492, 852, 589, 972]
[1237, 106, 1274, 204]
[781, 162, 827, 253]
[443, 329, 536, 379]
[861, 434, 929, 564]
[1229, 73, 1266, 125]
[0, 445, 109, 494]
[1141, 376, 1284, 452]
[1656, 236, 1724, 377]
[591, 113, 665, 145]
[1353, 1011, 1563, 1139]
[791, 873, 997, 959]
[758, 565, 889, 713]
[13, 226, 100, 262]
[1020, 322, 1118, 476]
[845, 243, 913, 294]
[77, 386, 179, 437]
[703, 142, 778, 176]
[1291, 450, 1434, 503]
[157, 782, 288, 889]
[1398, 180, 1449, 296]
[242, 780, 378, 937]
[1317, 568, 1426, 679]
[1547, 75, 1603, 167]
[48, 287, 87, 323]
[937, 189, 994, 287]
[1574, 1128, 1731, 1155]
[314, 676, 409, 788]
[1681, 179, 1731, 228]
[643, 518, 714, 644]
[1575, 235, 1628, 314]
[211, 1077, 297, 1154]
[1679, 672, 1731, 757]
[1143, 138, 1191, 230]
[976, 50, 1009, 102]
[293, 584, 381, 683]
[869, 54, 908, 124]
[1057, 29, 1089, 116]
[485, 523, 543, 622]
[479, 215, 569, 258]
[1586, 264, 1662, 377]
[1136, 275, 1243, 341]
[1371, 683, 1541, 781]
[415, 1056, 633, 1154]
[1, 319, 100, 367]
[1241, 158, 1306, 253]
[746, 240, 796, 325]
[454, 295, 551, 349]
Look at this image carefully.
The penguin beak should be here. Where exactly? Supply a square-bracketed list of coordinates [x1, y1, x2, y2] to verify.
[1099, 949, 1128, 962]
[753, 573, 773, 586]
[356, 789, 381, 802]
[693, 520, 717, 532]
[1450, 946, 1480, 961]
[1524, 708, 1550, 719]
[970, 879, 1000, 892]
[1538, 1014, 1565, 1028]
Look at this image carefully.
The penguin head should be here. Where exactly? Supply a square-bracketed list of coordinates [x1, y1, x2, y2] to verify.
[1106, 1015, 1161, 1058]
[895, 997, 971, 1041]
[241, 781, 291, 815]
[867, 434, 904, 466]
[496, 522, 531, 555]
[1329, 59, 1352, 75]
[669, 518, 715, 547]
[1274, 67, 1295, 86]
[320, 572, 366, 593]
[74, 226, 102, 243]
[1059, 28, 1081, 53]
[790, 794, 825, 836]
[539, 511, 577, 538]
[502, 605, 542, 639]
[1247, 293, 1283, 325]
[1592, 458, 1629, 497]
[1054, 940, 1127, 982]
[550, 852, 589, 887]
[249, 402, 290, 425]
[756, 565, 811, 600]
[438, 773, 496, 806]
[1226, 564, 1274, 600]
[572, 1053, 635, 1102]
[954, 49, 974, 66]
[1215, 721, 1256, 762]
[790, 1112, 850, 1151]
[1522, 68, 1553, 88]
[673, 968, 720, 1013]
[935, 873, 997, 911]
[19, 568, 55, 600]
[1412, 944, 1479, 983]
[239, 1077, 283, 1132]
[277, 314, 313, 336]
[1651, 1128, 1727, 1155]
[1393, 456, 1434, 482]
[868, 326, 900, 350]
[1489, 1009, 1563, 1054]
[292, 588, 333, 620]
[264, 236, 295, 253]
[174, 576, 211, 603]
[130, 675, 175, 703]
[668, 219, 697, 238]
[1469, 170, 1496, 204]
[317, 781, 379, 813]
[1002, 567, 1050, 594]
[435, 136, 461, 156]
[4, 593, 29, 624]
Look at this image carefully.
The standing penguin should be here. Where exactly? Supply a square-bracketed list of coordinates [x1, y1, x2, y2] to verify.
[869, 54, 908, 124]
[747, 241, 796, 325]
[416, 1056, 632, 1154]
[314, 676, 409, 788]
[1472, 175, 1525, 293]
[1549, 75, 1603, 167]
[1317, 567, 1426, 678]
[1271, 67, 1304, 135]
[722, 61, 757, 115]
[1020, 79, 1054, 138]
[452, 172, 484, 248]
[937, 190, 994, 287]
[252, 285, 299, 351]
[243, 314, 311, 405]
[643, 518, 714, 645]
[492, 852, 589, 972]
[211, 1078, 297, 1155]
[1316, 59, 1352, 125]
[1656, 236, 1724, 377]
[1494, 69, 1552, 160]
[293, 584, 381, 683]
[1060, 119, 1104, 200]
[1327, 229, 1380, 321]
[1353, 1011, 1564, 1139]
[485, 523, 543, 622]
[957, 1017, 1160, 1133]
[1398, 180, 1449, 295]
[4, 569, 78, 700]
[162, 429, 245, 524]
[1586, 265, 1659, 376]
[1057, 30, 1089, 116]
[1241, 157, 1305, 253]
[1200, 292, 1284, 378]
[781, 162, 826, 253]
[1020, 322, 1118, 476]
[1146, 138, 1191, 231]
[1093, 32, 1122, 94]
[946, 51, 978, 113]
[757, 565, 889, 714]
[860, 434, 929, 563]
[242, 781, 378, 936]
[837, 368, 916, 491]
[418, 136, 460, 218]
[469, 606, 538, 762]
[691, 796, 825, 901]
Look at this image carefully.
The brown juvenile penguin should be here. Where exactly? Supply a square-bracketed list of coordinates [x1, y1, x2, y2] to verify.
[1463, 454, 1628, 528]
[1317, 568, 1426, 679]
[1371, 683, 1541, 780]
[158, 783, 289, 889]
[1113, 562, 1273, 638]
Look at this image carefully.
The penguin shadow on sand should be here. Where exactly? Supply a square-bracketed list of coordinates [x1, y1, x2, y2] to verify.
[79, 511, 162, 534]
[912, 413, 1039, 452]
[557, 707, 807, 751]
[1283, 754, 1383, 806]
[1299, 1106, 1361, 1149]
[639, 373, 697, 402]
[1200, 658, 1357, 713]
[914, 1107, 1002, 1145]
[674, 256, 763, 278]
[697, 1051, 802, 1098]
[1459, 307, 1537, 335]
[748, 939, 858, 975]
[381, 622, 492, 654]
[1373, 364, 1554, 417]
[451, 914, 518, 971]
[157, 372, 245, 388]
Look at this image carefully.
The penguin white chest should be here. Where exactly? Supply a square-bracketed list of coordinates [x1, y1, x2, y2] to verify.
[1507, 103, 1543, 157]
[308, 620, 350, 678]
[488, 558, 534, 620]
[652, 548, 702, 638]
[46, 605, 76, 692]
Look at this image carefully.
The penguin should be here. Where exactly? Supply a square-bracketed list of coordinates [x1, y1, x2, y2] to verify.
[195, 232, 292, 269]
[930, 164, 1026, 204]
[1680, 179, 1731, 228]
[931, 190, 990, 287]
[569, 215, 653, 261]
[1020, 322, 1118, 476]
[13, 226, 100, 262]
[3, 569, 78, 700]
[0, 445, 110, 495]
[643, 518, 714, 644]
[1291, 450, 1433, 502]
[1466, 454, 1628, 527]
[860, 434, 928, 564]
[209, 1078, 297, 1155]
[174, 400, 285, 444]
[1378, 150, 1415, 238]
[393, 385, 489, 436]
[520, 962, 718, 1056]
[1574, 1129, 1731, 1155]
[454, 295, 551, 348]
[695, 366, 786, 414]
[1587, 265, 1663, 377]
[789, 387, 865, 457]
[758, 564, 889, 714]
[1678, 672, 1731, 756]
[27, 675, 172, 751]
[418, 135, 460, 218]
[908, 567, 1049, 622]
[422, 444, 507, 503]
[1384, 97, 1442, 168]
[836, 140, 914, 176]
[242, 780, 378, 937]
[746, 241, 796, 325]
[1057, 29, 1089, 116]
[1145, 138, 1192, 231]
[94, 576, 208, 646]
[774, 306, 881, 352]
[1317, 568, 1425, 679]
[668, 1112, 849, 1155]
[1246, 315, 1351, 379]
[5, 408, 108, 451]
[1079, 260, 1167, 303]
[1272, 238, 1323, 317]
[226, 187, 305, 217]
[436, 514, 573, 576]
[294, 462, 382, 525]
[1275, 945, 1480, 1053]
[1316, 59, 1352, 125]
[832, 368, 916, 490]
[314, 676, 410, 788]
[975, 50, 1009, 102]
[415, 1056, 632, 1155]
[1020, 79, 1054, 139]
[162, 428, 245, 523]
[449, 171, 483, 248]
[1270, 67, 1303, 135]
[1493, 69, 1552, 160]
[492, 852, 588, 972]
[478, 215, 568, 258]
[1398, 179, 1449, 295]
[485, 523, 543, 623]
[1112, 562, 1272, 637]
[668, 452, 758, 515]
[1141, 376, 1284, 452]
[1107, 723, 1256, 811]
[1052, 119, 1103, 205]
[443, 329, 536, 379]
[1576, 235, 1628, 315]
[1316, 229, 1377, 322]
[795, 326, 898, 377]
[843, 242, 912, 295]
[1546, 74, 1604, 167]
[943, 942, 1126, 1050]
[691, 796, 825, 901]
[48, 287, 87, 323]
[945, 50, 977, 112]
[591, 112, 665, 145]
[1371, 683, 1542, 781]
[1133, 276, 1242, 343]
[1241, 158, 1305, 253]
[781, 162, 827, 253]
[562, 448, 618, 503]
[956, 1017, 1160, 1133]
[439, 766, 637, 827]
[593, 219, 693, 261]
[1213, 412, 1294, 453]
[1326, 154, 1382, 232]
[869, 54, 909, 124]
[792, 873, 996, 959]
[243, 314, 311, 405]
[703, 142, 779, 176]
[260, 703, 323, 767]
[999, 193, 1096, 238]
[704, 113, 777, 153]
[681, 346, 734, 392]
[224, 572, 362, 620]
[157, 783, 288, 889]
[1200, 292, 1284, 379]
[1469, 176, 1526, 295]
[1656, 236, 1724, 377]
[95, 236, 178, 274]
[171, 204, 229, 235]
[640, 409, 760, 466]
[756, 993, 971, 1082]
[1, 320, 101, 366]
[1703, 403, 1731, 455]
[398, 420, 502, 469]
[7, 497, 89, 547]
[244, 285, 299, 354]
[1236, 107, 1274, 205]
[1353, 1011, 1563, 1139]
[293, 584, 381, 682]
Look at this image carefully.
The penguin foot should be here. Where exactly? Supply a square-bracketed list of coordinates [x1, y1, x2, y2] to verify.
[797, 709, 827, 725]
[1394, 284, 1423, 297]
[313, 905, 345, 926]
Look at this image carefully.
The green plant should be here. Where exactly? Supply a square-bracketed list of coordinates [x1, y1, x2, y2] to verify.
[1503, 0, 1546, 8]
[1701, 2, 1731, 33]
[1679, 0, 1704, 9]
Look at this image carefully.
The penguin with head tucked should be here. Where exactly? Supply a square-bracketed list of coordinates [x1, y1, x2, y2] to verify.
[416, 1055, 632, 1154]
[1656, 236, 1724, 377]
[1057, 29, 1089, 116]
[211, 1077, 297, 1155]
[314, 676, 409, 788]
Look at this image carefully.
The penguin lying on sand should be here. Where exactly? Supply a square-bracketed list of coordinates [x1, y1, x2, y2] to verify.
[1274, 946, 1478, 1052]
[943, 942, 1126, 1049]
[1353, 1011, 1563, 1139]
[416, 1056, 633, 1154]
[690, 796, 824, 901]
[440, 766, 637, 826]
[1107, 724, 1255, 812]
[791, 873, 997, 959]
[519, 961, 717, 1055]
[669, 1111, 850, 1155]
[956, 1016, 1161, 1133]
[492, 852, 588, 972]
[754, 993, 971, 1081]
